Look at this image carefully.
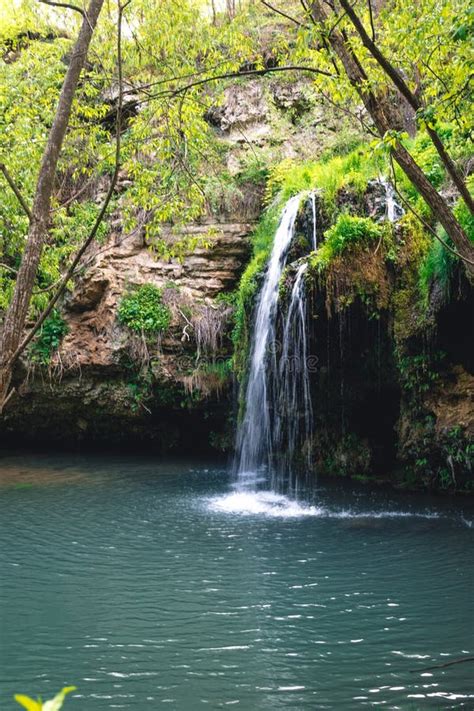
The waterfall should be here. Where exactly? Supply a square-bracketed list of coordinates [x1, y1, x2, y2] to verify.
[273, 262, 313, 493]
[379, 176, 404, 222]
[234, 194, 314, 493]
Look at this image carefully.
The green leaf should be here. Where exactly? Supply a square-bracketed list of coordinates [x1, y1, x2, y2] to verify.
[14, 695, 42, 711]
[43, 686, 77, 711]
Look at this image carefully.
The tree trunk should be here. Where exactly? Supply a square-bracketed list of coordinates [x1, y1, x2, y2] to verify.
[309, 1, 474, 276]
[0, 0, 105, 411]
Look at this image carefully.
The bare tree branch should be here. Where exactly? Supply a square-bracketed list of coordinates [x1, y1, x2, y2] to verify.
[0, 263, 18, 276]
[367, 0, 376, 42]
[411, 656, 474, 673]
[38, 0, 85, 16]
[131, 65, 336, 112]
[259, 0, 308, 28]
[0, 163, 32, 220]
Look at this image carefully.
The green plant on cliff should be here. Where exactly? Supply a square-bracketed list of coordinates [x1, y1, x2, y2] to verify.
[311, 214, 385, 271]
[396, 350, 445, 396]
[28, 310, 68, 365]
[118, 284, 171, 335]
[404, 419, 473, 491]
[266, 147, 382, 214]
[419, 235, 457, 306]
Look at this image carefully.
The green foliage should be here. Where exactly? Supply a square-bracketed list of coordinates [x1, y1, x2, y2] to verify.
[215, 290, 237, 308]
[266, 146, 382, 211]
[321, 433, 372, 478]
[396, 350, 445, 396]
[418, 235, 457, 306]
[118, 284, 171, 334]
[126, 371, 154, 413]
[404, 419, 473, 491]
[454, 180, 474, 240]
[319, 129, 366, 162]
[201, 358, 233, 380]
[312, 215, 384, 271]
[28, 310, 68, 365]
[15, 685, 76, 711]
[231, 200, 282, 374]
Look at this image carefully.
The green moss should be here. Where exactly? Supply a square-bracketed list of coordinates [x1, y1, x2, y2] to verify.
[118, 284, 171, 335]
[392, 213, 431, 341]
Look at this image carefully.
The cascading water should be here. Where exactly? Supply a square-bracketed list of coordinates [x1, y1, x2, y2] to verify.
[224, 179, 405, 515]
[234, 195, 302, 486]
[379, 175, 404, 222]
[272, 262, 313, 493]
[234, 194, 315, 496]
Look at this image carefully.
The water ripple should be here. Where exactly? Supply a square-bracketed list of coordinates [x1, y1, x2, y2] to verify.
[0, 455, 472, 710]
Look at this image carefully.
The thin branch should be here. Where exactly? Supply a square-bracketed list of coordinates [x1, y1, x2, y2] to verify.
[121, 61, 335, 105]
[0, 163, 32, 220]
[419, 59, 451, 98]
[0, 263, 18, 275]
[367, 0, 376, 42]
[51, 174, 97, 211]
[327, 7, 352, 36]
[389, 154, 474, 266]
[32, 277, 62, 295]
[38, 0, 85, 16]
[135, 65, 335, 110]
[411, 656, 474, 673]
[314, 81, 377, 135]
[259, 0, 308, 28]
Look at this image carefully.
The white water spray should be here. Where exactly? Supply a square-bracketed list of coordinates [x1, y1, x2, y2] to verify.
[379, 176, 404, 223]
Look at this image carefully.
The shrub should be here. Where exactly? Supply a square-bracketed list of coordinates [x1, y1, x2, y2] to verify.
[324, 214, 383, 252]
[28, 310, 68, 365]
[118, 284, 171, 334]
[311, 214, 384, 271]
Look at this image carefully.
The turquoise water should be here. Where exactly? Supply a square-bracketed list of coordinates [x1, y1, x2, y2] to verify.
[0, 453, 473, 709]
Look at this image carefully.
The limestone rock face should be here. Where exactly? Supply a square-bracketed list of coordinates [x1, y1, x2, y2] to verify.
[2, 218, 251, 450]
[59, 220, 251, 371]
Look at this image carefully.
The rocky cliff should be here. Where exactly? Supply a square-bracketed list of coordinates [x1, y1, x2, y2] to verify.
[2, 79, 353, 450]
[1, 80, 472, 492]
